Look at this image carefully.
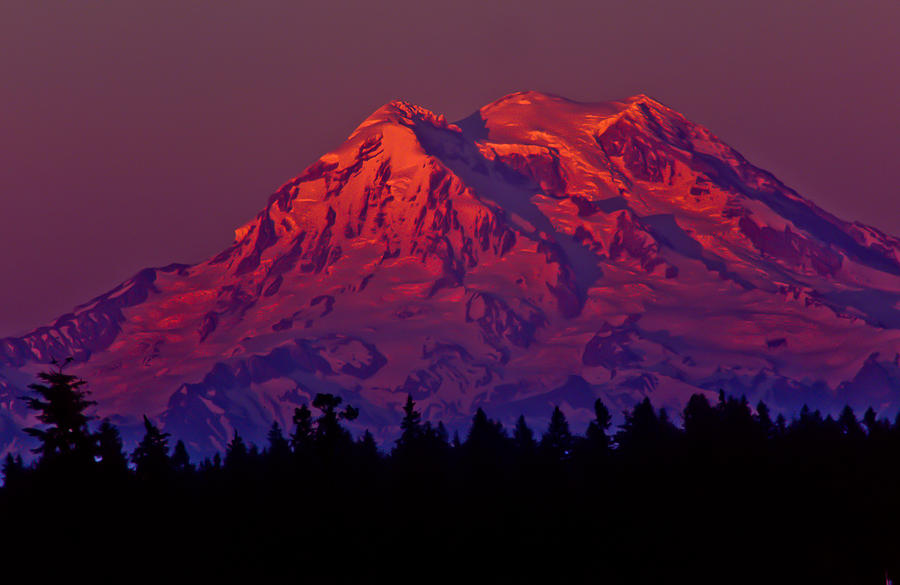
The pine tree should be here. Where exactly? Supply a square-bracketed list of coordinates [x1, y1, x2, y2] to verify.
[95, 418, 129, 476]
[266, 421, 291, 461]
[172, 440, 193, 474]
[131, 415, 171, 481]
[755, 400, 775, 440]
[312, 394, 358, 435]
[21, 359, 97, 471]
[616, 397, 665, 456]
[310, 393, 358, 457]
[512, 415, 537, 457]
[464, 407, 508, 466]
[434, 422, 450, 448]
[225, 430, 249, 470]
[395, 394, 423, 454]
[719, 394, 756, 447]
[657, 408, 680, 442]
[356, 430, 381, 472]
[683, 394, 717, 439]
[394, 394, 425, 460]
[863, 407, 888, 439]
[357, 430, 379, 459]
[540, 406, 573, 461]
[290, 404, 314, 457]
[838, 405, 864, 440]
[585, 398, 613, 454]
[775, 413, 787, 436]
[2, 453, 25, 487]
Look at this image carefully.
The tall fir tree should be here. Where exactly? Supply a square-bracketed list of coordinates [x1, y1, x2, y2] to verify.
[464, 407, 508, 467]
[290, 404, 315, 457]
[540, 406, 573, 461]
[95, 418, 129, 476]
[585, 398, 613, 454]
[512, 415, 537, 458]
[266, 421, 291, 461]
[225, 430, 249, 471]
[172, 440, 194, 474]
[21, 360, 97, 471]
[2, 453, 25, 488]
[131, 415, 171, 481]
[395, 395, 423, 453]
[357, 430, 380, 461]
[615, 397, 677, 456]
[310, 393, 358, 457]
[838, 405, 864, 439]
[755, 400, 776, 440]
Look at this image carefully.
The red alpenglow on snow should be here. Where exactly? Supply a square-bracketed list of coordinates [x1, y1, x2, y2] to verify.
[2, 92, 899, 455]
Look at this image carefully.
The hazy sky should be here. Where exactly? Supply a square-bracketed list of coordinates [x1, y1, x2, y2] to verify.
[1, 0, 898, 336]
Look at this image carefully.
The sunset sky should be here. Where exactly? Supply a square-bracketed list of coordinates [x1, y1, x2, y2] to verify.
[1, 0, 897, 336]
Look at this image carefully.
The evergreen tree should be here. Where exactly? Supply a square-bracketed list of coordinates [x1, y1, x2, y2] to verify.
[350, 429, 382, 492]
[172, 440, 193, 474]
[775, 413, 787, 436]
[290, 404, 314, 456]
[616, 397, 657, 452]
[615, 397, 678, 457]
[683, 393, 717, 439]
[131, 415, 171, 481]
[791, 404, 827, 439]
[357, 430, 380, 460]
[95, 418, 129, 476]
[822, 414, 841, 439]
[838, 405, 864, 440]
[225, 430, 249, 470]
[862, 407, 889, 439]
[2, 453, 25, 487]
[585, 397, 613, 454]
[540, 406, 573, 461]
[755, 400, 775, 440]
[657, 408, 680, 441]
[21, 360, 97, 471]
[464, 407, 508, 467]
[434, 422, 450, 449]
[718, 394, 757, 449]
[512, 415, 537, 456]
[421, 421, 435, 445]
[266, 421, 291, 461]
[394, 394, 424, 457]
[716, 389, 727, 410]
[310, 393, 359, 457]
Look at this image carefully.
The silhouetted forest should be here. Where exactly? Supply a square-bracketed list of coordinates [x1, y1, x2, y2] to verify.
[2, 362, 899, 583]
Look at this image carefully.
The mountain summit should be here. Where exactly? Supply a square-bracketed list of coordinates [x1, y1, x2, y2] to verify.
[3, 92, 899, 454]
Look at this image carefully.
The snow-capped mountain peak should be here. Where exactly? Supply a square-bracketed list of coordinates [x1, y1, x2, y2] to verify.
[2, 92, 898, 455]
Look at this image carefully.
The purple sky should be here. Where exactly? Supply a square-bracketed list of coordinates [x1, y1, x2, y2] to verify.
[1, 1, 898, 337]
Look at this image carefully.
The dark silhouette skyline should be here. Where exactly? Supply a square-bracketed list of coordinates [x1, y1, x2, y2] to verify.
[5, 366, 900, 582]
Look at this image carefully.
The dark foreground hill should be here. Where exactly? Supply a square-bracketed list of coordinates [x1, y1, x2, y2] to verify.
[2, 388, 898, 584]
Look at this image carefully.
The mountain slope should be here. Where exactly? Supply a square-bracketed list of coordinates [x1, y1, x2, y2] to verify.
[3, 91, 899, 454]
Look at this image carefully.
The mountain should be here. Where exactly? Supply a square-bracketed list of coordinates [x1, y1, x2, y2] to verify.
[2, 91, 900, 455]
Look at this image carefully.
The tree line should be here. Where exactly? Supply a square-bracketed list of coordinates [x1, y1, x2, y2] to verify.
[1, 361, 898, 583]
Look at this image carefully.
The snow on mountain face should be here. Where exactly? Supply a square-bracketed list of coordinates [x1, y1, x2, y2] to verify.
[2, 91, 900, 455]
